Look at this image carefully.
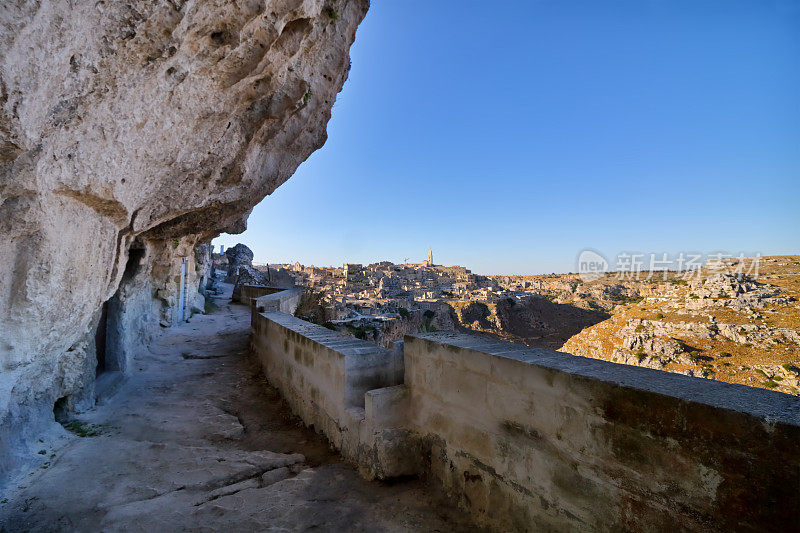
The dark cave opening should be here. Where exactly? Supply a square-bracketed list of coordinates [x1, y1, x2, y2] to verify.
[95, 244, 146, 377]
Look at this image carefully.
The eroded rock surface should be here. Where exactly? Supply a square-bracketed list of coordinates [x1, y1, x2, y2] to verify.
[231, 264, 271, 301]
[225, 243, 255, 282]
[0, 0, 368, 476]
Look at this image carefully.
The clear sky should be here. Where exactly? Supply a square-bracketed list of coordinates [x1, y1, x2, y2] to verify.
[214, 0, 800, 275]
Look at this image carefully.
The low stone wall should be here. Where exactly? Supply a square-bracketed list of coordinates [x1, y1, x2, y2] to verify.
[251, 288, 303, 315]
[234, 285, 284, 305]
[250, 298, 800, 531]
[404, 333, 800, 531]
[251, 310, 411, 478]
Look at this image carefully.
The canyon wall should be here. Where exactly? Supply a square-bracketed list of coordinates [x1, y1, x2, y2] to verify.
[0, 0, 368, 477]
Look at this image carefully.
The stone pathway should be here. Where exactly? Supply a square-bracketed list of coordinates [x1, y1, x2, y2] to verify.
[1, 286, 477, 532]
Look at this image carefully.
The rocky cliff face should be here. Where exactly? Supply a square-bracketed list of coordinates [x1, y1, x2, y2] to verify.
[0, 0, 368, 477]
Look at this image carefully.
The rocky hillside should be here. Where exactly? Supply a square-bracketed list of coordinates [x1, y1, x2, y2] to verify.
[451, 297, 610, 350]
[562, 256, 800, 395]
[493, 273, 661, 312]
[0, 0, 368, 478]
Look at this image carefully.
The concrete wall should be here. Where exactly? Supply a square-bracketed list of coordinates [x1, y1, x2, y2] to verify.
[250, 295, 800, 531]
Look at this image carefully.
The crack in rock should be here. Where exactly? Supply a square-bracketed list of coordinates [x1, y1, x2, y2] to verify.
[193, 463, 305, 506]
[181, 352, 232, 360]
[195, 454, 305, 493]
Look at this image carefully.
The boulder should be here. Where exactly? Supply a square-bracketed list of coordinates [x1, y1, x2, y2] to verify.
[225, 243, 255, 282]
[231, 264, 271, 302]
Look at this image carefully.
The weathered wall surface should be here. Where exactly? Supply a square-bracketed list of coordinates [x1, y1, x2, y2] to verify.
[251, 307, 413, 479]
[251, 299, 800, 531]
[0, 0, 368, 477]
[252, 287, 303, 313]
[404, 333, 800, 530]
[237, 284, 285, 305]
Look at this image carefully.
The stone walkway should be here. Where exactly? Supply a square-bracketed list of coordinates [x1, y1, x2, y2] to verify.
[1, 286, 477, 532]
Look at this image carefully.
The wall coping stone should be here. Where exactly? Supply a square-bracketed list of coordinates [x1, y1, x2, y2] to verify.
[409, 331, 800, 426]
[263, 311, 390, 357]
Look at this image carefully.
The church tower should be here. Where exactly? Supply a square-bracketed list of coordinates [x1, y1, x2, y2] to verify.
[427, 248, 433, 267]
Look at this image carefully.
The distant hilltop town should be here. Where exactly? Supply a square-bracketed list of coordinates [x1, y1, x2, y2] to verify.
[271, 249, 492, 315]
[235, 248, 613, 351]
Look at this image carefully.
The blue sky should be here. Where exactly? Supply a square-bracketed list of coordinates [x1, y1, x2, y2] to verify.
[214, 0, 800, 275]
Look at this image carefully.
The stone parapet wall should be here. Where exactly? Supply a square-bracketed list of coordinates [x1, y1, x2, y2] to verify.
[251, 309, 409, 479]
[236, 285, 284, 305]
[404, 332, 800, 531]
[250, 293, 800, 531]
[251, 287, 303, 314]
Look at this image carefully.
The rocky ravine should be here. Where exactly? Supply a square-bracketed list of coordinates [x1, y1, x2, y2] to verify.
[0, 0, 368, 478]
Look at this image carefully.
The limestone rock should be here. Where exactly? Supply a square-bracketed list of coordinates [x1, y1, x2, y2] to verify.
[225, 243, 255, 282]
[231, 264, 271, 302]
[0, 0, 368, 478]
